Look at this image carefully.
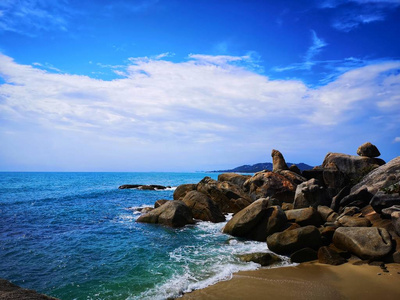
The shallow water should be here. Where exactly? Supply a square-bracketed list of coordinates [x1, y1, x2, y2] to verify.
[0, 172, 291, 299]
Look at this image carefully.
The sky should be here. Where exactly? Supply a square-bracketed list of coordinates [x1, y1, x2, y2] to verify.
[0, 0, 399, 172]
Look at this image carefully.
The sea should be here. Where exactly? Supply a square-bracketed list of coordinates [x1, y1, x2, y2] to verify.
[0, 172, 292, 300]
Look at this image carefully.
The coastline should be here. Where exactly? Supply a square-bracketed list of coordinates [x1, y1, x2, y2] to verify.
[180, 261, 400, 300]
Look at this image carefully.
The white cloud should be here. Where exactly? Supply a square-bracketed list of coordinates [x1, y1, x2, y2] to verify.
[0, 53, 399, 170]
[394, 137, 400, 143]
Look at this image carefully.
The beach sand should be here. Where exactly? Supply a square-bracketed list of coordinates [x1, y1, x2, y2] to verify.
[181, 262, 400, 300]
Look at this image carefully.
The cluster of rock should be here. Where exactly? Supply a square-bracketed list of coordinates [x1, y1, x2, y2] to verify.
[118, 184, 171, 190]
[136, 142, 400, 266]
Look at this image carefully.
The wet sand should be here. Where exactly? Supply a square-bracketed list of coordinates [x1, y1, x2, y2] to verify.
[181, 262, 400, 300]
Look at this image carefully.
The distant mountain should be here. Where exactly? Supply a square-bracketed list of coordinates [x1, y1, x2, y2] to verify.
[212, 162, 313, 173]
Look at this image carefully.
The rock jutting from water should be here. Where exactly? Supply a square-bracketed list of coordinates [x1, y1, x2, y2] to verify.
[134, 142, 400, 265]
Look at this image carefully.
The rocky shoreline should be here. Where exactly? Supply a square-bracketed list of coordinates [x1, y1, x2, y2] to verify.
[137, 142, 400, 268]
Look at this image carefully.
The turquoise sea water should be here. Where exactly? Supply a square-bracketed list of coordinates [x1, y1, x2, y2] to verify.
[0, 172, 290, 299]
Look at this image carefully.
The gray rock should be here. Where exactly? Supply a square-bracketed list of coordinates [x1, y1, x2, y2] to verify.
[285, 207, 323, 227]
[339, 188, 373, 209]
[370, 191, 400, 214]
[381, 205, 400, 218]
[293, 179, 330, 209]
[318, 246, 347, 265]
[332, 227, 392, 259]
[223, 199, 287, 241]
[182, 191, 225, 223]
[238, 252, 282, 266]
[267, 225, 322, 255]
[136, 200, 194, 227]
[357, 142, 381, 158]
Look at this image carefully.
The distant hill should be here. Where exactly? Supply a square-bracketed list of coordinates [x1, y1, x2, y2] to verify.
[212, 162, 313, 173]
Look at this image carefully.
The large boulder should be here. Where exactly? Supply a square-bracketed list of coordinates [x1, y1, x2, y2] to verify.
[293, 179, 330, 209]
[276, 170, 307, 185]
[267, 225, 322, 255]
[0, 279, 59, 300]
[290, 248, 318, 263]
[136, 200, 194, 227]
[322, 152, 385, 183]
[243, 171, 298, 203]
[335, 215, 371, 227]
[182, 191, 225, 223]
[285, 207, 323, 227]
[350, 156, 400, 196]
[238, 252, 282, 266]
[271, 149, 289, 171]
[338, 188, 373, 209]
[370, 190, 400, 214]
[392, 211, 400, 237]
[197, 177, 252, 213]
[332, 227, 392, 259]
[218, 173, 252, 189]
[173, 184, 197, 200]
[154, 199, 169, 208]
[357, 142, 381, 158]
[223, 199, 287, 241]
[317, 206, 338, 222]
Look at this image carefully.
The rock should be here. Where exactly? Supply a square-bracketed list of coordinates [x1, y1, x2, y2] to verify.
[332, 227, 392, 260]
[302, 168, 325, 184]
[339, 206, 361, 217]
[290, 247, 318, 263]
[285, 207, 323, 227]
[182, 191, 225, 223]
[381, 205, 400, 219]
[243, 171, 297, 203]
[218, 173, 252, 189]
[140, 207, 154, 214]
[238, 252, 282, 266]
[339, 188, 373, 209]
[370, 191, 400, 214]
[293, 179, 330, 209]
[335, 215, 371, 227]
[173, 184, 197, 200]
[289, 164, 301, 175]
[392, 211, 400, 236]
[136, 200, 194, 227]
[319, 226, 337, 244]
[318, 246, 347, 265]
[267, 225, 322, 255]
[317, 206, 338, 222]
[330, 185, 351, 212]
[197, 177, 252, 213]
[154, 199, 169, 208]
[322, 152, 385, 183]
[276, 170, 307, 185]
[350, 156, 400, 196]
[323, 163, 348, 198]
[281, 203, 294, 211]
[119, 184, 171, 190]
[223, 199, 287, 241]
[357, 142, 381, 158]
[271, 149, 289, 171]
[0, 278, 59, 300]
[283, 222, 301, 231]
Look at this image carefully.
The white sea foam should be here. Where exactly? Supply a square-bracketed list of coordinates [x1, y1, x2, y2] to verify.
[130, 217, 293, 300]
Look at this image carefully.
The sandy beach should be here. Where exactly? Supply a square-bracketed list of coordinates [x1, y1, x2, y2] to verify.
[181, 262, 400, 300]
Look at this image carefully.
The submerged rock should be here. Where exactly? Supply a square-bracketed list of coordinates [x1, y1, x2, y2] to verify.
[136, 200, 194, 228]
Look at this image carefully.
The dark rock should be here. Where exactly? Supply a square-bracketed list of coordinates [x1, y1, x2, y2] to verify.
[322, 152, 384, 183]
[182, 191, 225, 223]
[197, 177, 252, 213]
[370, 191, 400, 214]
[289, 164, 301, 175]
[154, 199, 169, 208]
[266, 225, 322, 255]
[357, 142, 381, 158]
[392, 211, 400, 236]
[319, 226, 337, 244]
[339, 206, 361, 217]
[285, 207, 323, 227]
[238, 252, 282, 266]
[0, 278, 59, 300]
[271, 149, 289, 171]
[136, 200, 194, 227]
[335, 215, 371, 227]
[381, 205, 400, 218]
[293, 179, 330, 209]
[339, 188, 373, 209]
[282, 222, 301, 231]
[218, 173, 252, 189]
[119, 184, 170, 190]
[317, 206, 338, 222]
[331, 185, 351, 212]
[318, 246, 347, 265]
[173, 184, 197, 200]
[243, 171, 297, 203]
[276, 170, 307, 185]
[290, 247, 318, 263]
[332, 227, 393, 259]
[323, 162, 348, 196]
[223, 199, 287, 241]
[350, 156, 400, 196]
[302, 168, 325, 184]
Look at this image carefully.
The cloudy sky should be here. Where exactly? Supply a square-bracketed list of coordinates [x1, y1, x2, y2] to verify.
[0, 0, 399, 171]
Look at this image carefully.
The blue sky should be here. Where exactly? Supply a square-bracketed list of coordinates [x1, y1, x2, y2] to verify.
[0, 0, 399, 171]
